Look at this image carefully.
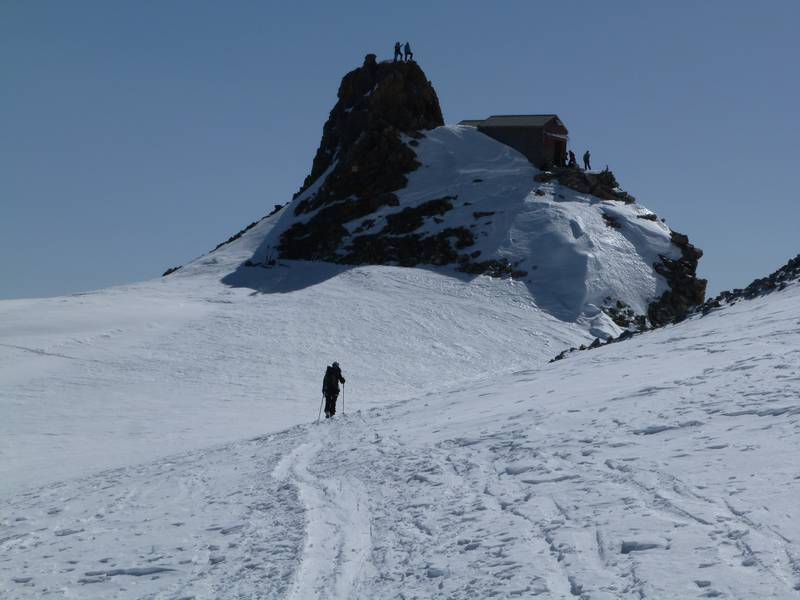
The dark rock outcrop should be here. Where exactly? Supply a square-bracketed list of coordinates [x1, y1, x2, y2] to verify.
[535, 167, 635, 203]
[162, 265, 182, 277]
[280, 54, 444, 261]
[292, 54, 444, 203]
[699, 254, 800, 312]
[603, 298, 647, 331]
[551, 251, 798, 363]
[550, 233, 706, 362]
[648, 231, 707, 327]
[601, 213, 622, 230]
[275, 55, 523, 278]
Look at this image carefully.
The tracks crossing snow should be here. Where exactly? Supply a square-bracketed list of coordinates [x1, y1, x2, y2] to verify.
[3, 285, 800, 598]
[272, 423, 372, 600]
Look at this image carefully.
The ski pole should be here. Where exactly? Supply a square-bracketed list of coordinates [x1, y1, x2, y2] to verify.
[342, 383, 345, 415]
[317, 392, 324, 424]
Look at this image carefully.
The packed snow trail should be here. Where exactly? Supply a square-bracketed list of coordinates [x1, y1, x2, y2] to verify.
[3, 282, 800, 598]
[272, 419, 372, 599]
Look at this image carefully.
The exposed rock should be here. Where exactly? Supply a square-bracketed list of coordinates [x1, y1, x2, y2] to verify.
[603, 298, 647, 331]
[648, 231, 707, 326]
[273, 56, 523, 279]
[459, 258, 526, 279]
[551, 232, 706, 362]
[293, 54, 444, 202]
[535, 167, 635, 203]
[344, 227, 474, 267]
[601, 213, 622, 230]
[278, 55, 445, 264]
[699, 254, 800, 313]
[280, 193, 400, 260]
[383, 197, 456, 235]
[162, 265, 182, 277]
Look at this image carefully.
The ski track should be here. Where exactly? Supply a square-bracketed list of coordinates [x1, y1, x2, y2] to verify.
[272, 421, 372, 599]
[2, 286, 800, 597]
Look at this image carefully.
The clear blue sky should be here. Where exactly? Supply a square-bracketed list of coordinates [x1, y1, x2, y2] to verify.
[2, 1, 798, 299]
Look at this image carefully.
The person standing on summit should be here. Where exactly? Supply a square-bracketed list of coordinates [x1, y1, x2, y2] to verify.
[322, 362, 346, 418]
[403, 42, 413, 62]
[393, 41, 402, 63]
[568, 150, 577, 168]
[583, 150, 591, 171]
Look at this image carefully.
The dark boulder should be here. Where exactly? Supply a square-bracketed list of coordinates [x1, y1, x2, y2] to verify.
[647, 230, 707, 326]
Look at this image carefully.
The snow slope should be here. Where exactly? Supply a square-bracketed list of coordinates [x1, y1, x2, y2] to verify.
[2, 270, 799, 598]
[0, 124, 741, 598]
[0, 124, 682, 495]
[236, 125, 681, 327]
[0, 260, 589, 495]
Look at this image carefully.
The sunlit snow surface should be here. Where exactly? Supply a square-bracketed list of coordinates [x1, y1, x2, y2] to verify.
[3, 278, 800, 598]
[3, 126, 798, 598]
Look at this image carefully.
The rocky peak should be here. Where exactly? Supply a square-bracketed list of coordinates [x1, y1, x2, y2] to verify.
[280, 55, 444, 261]
[292, 54, 444, 203]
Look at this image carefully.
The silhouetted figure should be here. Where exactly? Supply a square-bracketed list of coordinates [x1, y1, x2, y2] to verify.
[404, 42, 413, 62]
[393, 42, 402, 63]
[322, 362, 346, 418]
[583, 150, 591, 171]
[568, 150, 577, 168]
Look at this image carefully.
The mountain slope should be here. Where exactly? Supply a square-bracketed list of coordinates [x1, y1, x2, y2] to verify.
[193, 56, 705, 333]
[2, 265, 798, 599]
[217, 123, 699, 335]
[0, 254, 594, 495]
[0, 54, 724, 599]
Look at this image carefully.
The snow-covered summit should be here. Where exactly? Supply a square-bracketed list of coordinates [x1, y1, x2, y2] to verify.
[171, 56, 706, 334]
[186, 123, 697, 338]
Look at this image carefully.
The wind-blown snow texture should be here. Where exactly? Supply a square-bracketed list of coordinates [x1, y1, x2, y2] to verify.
[3, 270, 799, 598]
[2, 126, 795, 598]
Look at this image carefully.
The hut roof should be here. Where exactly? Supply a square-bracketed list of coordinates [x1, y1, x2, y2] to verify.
[483, 115, 562, 127]
[459, 115, 565, 129]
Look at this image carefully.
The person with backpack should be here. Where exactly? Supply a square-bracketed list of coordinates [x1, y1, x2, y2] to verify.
[393, 41, 402, 63]
[568, 150, 577, 168]
[322, 362, 346, 418]
[403, 42, 413, 62]
[583, 150, 591, 171]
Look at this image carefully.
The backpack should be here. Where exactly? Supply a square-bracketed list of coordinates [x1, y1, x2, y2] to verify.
[323, 366, 337, 392]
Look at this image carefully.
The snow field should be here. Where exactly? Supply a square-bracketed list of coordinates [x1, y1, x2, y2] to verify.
[3, 283, 800, 598]
[1, 122, 787, 598]
[0, 259, 591, 495]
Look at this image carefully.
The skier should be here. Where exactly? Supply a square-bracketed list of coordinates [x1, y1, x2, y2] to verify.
[393, 41, 402, 63]
[403, 41, 413, 62]
[322, 362, 346, 418]
[583, 150, 591, 171]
